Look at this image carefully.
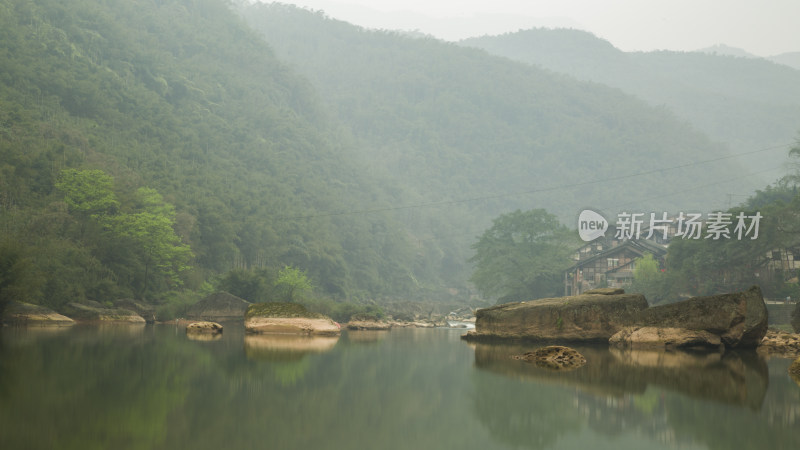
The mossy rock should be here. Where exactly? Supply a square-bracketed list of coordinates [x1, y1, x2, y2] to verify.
[245, 302, 324, 320]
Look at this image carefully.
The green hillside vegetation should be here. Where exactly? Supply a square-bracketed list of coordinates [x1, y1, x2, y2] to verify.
[1, 0, 782, 316]
[240, 3, 749, 287]
[461, 29, 800, 180]
[0, 0, 428, 315]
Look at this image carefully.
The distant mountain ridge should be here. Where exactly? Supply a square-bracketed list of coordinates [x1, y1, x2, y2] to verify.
[461, 28, 800, 181]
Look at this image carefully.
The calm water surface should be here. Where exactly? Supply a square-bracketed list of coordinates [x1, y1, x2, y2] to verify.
[1, 325, 799, 450]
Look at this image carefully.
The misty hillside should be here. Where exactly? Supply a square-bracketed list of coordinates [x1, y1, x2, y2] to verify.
[0, 0, 431, 305]
[461, 28, 800, 178]
[241, 5, 753, 225]
[1, 0, 783, 310]
[769, 52, 800, 71]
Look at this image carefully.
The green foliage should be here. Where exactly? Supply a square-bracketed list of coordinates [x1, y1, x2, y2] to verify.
[275, 265, 313, 303]
[0, 240, 43, 314]
[303, 297, 385, 323]
[628, 253, 669, 304]
[216, 268, 277, 303]
[55, 169, 119, 218]
[470, 209, 577, 303]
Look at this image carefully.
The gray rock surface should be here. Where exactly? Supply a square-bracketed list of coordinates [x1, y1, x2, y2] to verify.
[465, 293, 648, 341]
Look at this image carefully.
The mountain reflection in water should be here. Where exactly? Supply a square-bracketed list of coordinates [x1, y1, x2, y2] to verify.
[472, 341, 800, 450]
[0, 326, 798, 450]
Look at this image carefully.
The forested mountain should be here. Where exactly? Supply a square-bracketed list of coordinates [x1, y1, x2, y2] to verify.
[0, 0, 427, 311]
[461, 29, 800, 178]
[240, 2, 753, 284]
[1, 0, 783, 313]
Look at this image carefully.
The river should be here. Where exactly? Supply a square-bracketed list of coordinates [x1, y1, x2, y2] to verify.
[0, 325, 798, 449]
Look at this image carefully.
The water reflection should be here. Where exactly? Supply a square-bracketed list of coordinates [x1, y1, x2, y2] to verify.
[1, 326, 798, 450]
[473, 342, 767, 408]
[472, 341, 800, 450]
[243, 334, 339, 361]
[345, 329, 389, 345]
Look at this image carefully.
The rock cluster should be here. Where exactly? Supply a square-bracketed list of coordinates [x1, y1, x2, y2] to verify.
[513, 345, 587, 371]
[758, 330, 800, 356]
[464, 286, 768, 350]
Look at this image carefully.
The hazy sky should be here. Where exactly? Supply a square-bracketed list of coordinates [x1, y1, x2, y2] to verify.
[263, 0, 799, 56]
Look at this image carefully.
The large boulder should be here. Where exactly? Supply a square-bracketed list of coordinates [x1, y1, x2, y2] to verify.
[463, 292, 649, 341]
[186, 292, 251, 321]
[610, 326, 722, 350]
[244, 302, 340, 336]
[61, 301, 145, 323]
[634, 285, 767, 348]
[1, 301, 75, 326]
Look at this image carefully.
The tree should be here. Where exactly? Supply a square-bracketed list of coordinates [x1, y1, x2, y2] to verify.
[55, 169, 119, 218]
[107, 188, 193, 298]
[275, 265, 312, 302]
[628, 253, 668, 304]
[469, 209, 578, 303]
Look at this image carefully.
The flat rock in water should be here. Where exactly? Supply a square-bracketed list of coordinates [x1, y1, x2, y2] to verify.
[244, 302, 340, 336]
[2, 301, 75, 326]
[186, 321, 223, 334]
[513, 345, 587, 371]
[610, 326, 722, 350]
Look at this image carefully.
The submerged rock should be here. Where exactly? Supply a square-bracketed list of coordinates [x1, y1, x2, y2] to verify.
[465, 292, 648, 341]
[1, 301, 75, 326]
[610, 326, 723, 350]
[186, 292, 251, 322]
[513, 345, 587, 371]
[244, 302, 340, 336]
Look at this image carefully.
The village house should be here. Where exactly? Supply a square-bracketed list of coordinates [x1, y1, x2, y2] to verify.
[564, 237, 667, 296]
